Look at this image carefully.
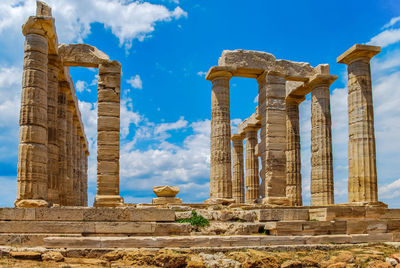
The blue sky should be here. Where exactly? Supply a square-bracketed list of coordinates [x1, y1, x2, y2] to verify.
[0, 0, 400, 206]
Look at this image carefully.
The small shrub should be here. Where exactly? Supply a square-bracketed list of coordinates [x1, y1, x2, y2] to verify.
[177, 211, 209, 227]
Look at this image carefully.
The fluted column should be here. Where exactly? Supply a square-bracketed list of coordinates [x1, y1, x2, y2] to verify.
[15, 22, 49, 207]
[286, 100, 302, 206]
[245, 126, 260, 204]
[71, 116, 78, 206]
[94, 61, 124, 207]
[206, 68, 233, 200]
[310, 75, 337, 206]
[57, 82, 68, 206]
[46, 55, 60, 205]
[257, 72, 289, 205]
[66, 98, 74, 206]
[231, 134, 244, 203]
[337, 44, 381, 203]
[83, 151, 88, 206]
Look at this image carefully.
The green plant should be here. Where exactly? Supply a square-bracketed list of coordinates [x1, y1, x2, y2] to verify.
[177, 211, 210, 227]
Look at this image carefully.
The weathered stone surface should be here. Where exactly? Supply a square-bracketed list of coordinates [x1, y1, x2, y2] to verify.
[153, 186, 180, 197]
[153, 197, 183, 205]
[41, 251, 64, 262]
[338, 44, 380, 203]
[259, 208, 309, 221]
[245, 126, 260, 204]
[231, 134, 244, 203]
[207, 69, 232, 199]
[58, 43, 109, 67]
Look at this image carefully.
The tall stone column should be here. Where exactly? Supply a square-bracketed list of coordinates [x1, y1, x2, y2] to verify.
[46, 55, 60, 205]
[286, 100, 303, 206]
[310, 75, 337, 206]
[66, 98, 74, 206]
[257, 72, 289, 205]
[71, 116, 78, 206]
[57, 82, 68, 206]
[15, 22, 49, 207]
[206, 68, 233, 200]
[245, 125, 260, 204]
[83, 150, 88, 206]
[231, 134, 244, 203]
[337, 44, 381, 203]
[94, 61, 124, 207]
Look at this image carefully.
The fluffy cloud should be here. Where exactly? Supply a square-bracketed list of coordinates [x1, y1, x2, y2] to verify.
[368, 16, 400, 48]
[126, 75, 143, 89]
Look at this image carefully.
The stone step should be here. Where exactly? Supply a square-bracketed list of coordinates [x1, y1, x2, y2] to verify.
[0, 207, 175, 222]
[43, 233, 394, 249]
[0, 221, 190, 236]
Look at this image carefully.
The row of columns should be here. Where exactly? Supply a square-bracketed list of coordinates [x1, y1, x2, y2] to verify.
[208, 44, 380, 206]
[15, 14, 89, 207]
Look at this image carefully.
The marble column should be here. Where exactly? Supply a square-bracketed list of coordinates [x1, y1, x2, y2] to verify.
[245, 125, 260, 204]
[46, 55, 60, 205]
[257, 72, 289, 205]
[94, 61, 124, 207]
[310, 75, 337, 206]
[66, 98, 74, 206]
[57, 81, 68, 206]
[286, 100, 303, 206]
[337, 44, 381, 203]
[231, 134, 244, 203]
[207, 69, 233, 199]
[15, 21, 49, 207]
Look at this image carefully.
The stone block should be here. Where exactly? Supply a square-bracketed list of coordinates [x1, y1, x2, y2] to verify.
[153, 223, 191, 235]
[259, 208, 308, 221]
[22, 69, 47, 90]
[97, 145, 119, 161]
[380, 209, 400, 219]
[130, 208, 175, 222]
[83, 208, 129, 222]
[98, 88, 120, 103]
[153, 197, 182, 205]
[93, 222, 153, 234]
[0, 208, 35, 221]
[97, 131, 119, 145]
[347, 220, 387, 234]
[97, 116, 120, 131]
[35, 208, 84, 221]
[302, 221, 347, 235]
[97, 160, 119, 174]
[0, 221, 95, 234]
[24, 34, 48, 53]
[98, 102, 120, 117]
[45, 237, 101, 248]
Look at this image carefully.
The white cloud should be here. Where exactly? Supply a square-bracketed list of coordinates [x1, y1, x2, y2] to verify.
[154, 116, 188, 134]
[383, 16, 400, 29]
[197, 71, 206, 77]
[127, 75, 143, 89]
[0, 0, 187, 53]
[75, 80, 89, 93]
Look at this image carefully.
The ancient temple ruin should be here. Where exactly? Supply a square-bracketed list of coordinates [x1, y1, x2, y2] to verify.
[15, 1, 123, 208]
[3, 0, 400, 255]
[206, 46, 381, 207]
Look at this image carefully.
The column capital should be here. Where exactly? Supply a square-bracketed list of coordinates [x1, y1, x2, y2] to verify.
[206, 66, 234, 81]
[308, 74, 338, 90]
[244, 123, 261, 134]
[22, 16, 58, 54]
[337, 44, 381, 65]
[231, 133, 244, 142]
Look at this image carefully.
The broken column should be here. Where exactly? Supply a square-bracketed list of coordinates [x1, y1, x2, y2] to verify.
[244, 124, 260, 204]
[15, 17, 51, 207]
[257, 72, 289, 205]
[94, 61, 124, 207]
[231, 134, 244, 203]
[46, 55, 60, 205]
[285, 99, 303, 206]
[310, 74, 337, 206]
[337, 44, 381, 203]
[206, 67, 233, 200]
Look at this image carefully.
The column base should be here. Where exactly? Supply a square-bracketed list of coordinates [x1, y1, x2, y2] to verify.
[14, 199, 49, 208]
[152, 197, 182, 205]
[94, 195, 124, 207]
[204, 198, 235, 205]
[262, 196, 290, 206]
[47, 189, 60, 206]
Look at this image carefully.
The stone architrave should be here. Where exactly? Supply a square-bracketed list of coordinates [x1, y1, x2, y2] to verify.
[46, 54, 60, 205]
[231, 134, 244, 203]
[257, 72, 289, 205]
[286, 99, 303, 206]
[337, 44, 381, 203]
[206, 68, 233, 200]
[310, 74, 337, 206]
[57, 81, 68, 206]
[94, 61, 124, 207]
[15, 20, 50, 208]
[244, 125, 260, 204]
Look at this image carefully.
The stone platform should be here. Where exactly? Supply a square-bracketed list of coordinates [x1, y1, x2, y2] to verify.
[0, 205, 399, 248]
